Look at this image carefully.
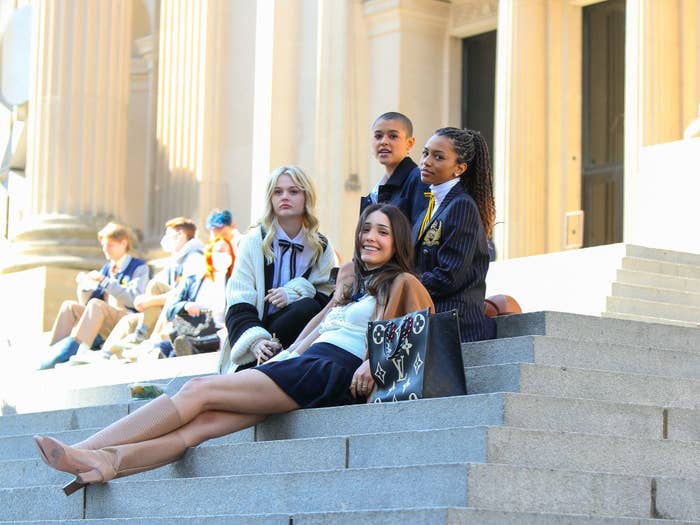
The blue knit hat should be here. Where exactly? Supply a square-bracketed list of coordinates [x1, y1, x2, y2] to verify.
[206, 209, 233, 230]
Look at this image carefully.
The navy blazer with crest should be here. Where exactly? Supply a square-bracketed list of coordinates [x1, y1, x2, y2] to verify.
[413, 183, 495, 342]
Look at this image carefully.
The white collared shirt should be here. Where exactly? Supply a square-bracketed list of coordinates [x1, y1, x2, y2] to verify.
[429, 178, 461, 220]
[110, 253, 129, 274]
[271, 228, 312, 289]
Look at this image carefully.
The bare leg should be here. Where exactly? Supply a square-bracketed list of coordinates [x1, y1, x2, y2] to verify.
[171, 368, 300, 423]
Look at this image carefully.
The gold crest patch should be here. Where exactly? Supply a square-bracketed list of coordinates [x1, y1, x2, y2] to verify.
[422, 220, 442, 246]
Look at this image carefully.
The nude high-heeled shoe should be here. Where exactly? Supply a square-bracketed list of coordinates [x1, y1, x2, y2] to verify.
[34, 435, 116, 495]
[73, 394, 182, 450]
[35, 431, 188, 496]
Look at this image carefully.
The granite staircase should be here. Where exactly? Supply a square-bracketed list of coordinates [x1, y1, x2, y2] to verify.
[0, 311, 699, 524]
[605, 245, 700, 328]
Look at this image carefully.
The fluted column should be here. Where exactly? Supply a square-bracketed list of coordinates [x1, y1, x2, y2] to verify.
[151, 0, 265, 240]
[363, 0, 451, 173]
[624, 0, 684, 243]
[151, 0, 207, 238]
[10, 0, 133, 271]
[493, 0, 547, 259]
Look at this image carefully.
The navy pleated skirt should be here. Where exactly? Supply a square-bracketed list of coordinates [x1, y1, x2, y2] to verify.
[256, 342, 363, 408]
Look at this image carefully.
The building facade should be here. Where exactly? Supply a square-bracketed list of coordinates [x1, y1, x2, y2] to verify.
[1, 0, 699, 271]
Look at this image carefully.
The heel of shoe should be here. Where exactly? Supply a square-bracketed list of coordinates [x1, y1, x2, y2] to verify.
[62, 478, 84, 496]
[62, 467, 105, 496]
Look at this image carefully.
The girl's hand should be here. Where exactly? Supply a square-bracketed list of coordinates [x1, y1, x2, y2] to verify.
[264, 288, 289, 308]
[350, 359, 374, 399]
[252, 338, 282, 363]
[184, 302, 201, 316]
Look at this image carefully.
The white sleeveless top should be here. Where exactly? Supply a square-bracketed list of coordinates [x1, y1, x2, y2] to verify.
[314, 294, 377, 359]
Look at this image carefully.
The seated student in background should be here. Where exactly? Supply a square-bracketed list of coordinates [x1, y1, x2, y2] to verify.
[414, 127, 496, 342]
[219, 165, 337, 374]
[33, 204, 433, 495]
[205, 208, 242, 250]
[151, 235, 235, 358]
[38, 223, 149, 369]
[85, 217, 205, 361]
[360, 111, 429, 225]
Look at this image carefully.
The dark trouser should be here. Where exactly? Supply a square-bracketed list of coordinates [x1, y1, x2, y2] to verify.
[264, 297, 324, 348]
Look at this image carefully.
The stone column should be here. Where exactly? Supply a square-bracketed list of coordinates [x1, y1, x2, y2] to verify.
[493, 0, 548, 259]
[363, 0, 451, 178]
[9, 0, 133, 271]
[623, 0, 683, 243]
[151, 0, 266, 240]
[268, 1, 367, 259]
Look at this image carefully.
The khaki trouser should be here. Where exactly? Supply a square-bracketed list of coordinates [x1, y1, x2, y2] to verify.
[141, 280, 172, 332]
[49, 298, 128, 346]
[100, 312, 142, 353]
[98, 280, 173, 353]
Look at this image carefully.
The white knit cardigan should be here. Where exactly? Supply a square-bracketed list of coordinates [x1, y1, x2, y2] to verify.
[218, 226, 337, 374]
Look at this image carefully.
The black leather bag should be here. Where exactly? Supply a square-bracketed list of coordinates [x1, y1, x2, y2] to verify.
[368, 308, 466, 403]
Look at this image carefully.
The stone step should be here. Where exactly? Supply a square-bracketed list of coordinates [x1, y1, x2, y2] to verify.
[668, 407, 700, 442]
[1, 510, 699, 525]
[466, 362, 700, 409]
[4, 392, 688, 463]
[613, 281, 700, 308]
[0, 518, 288, 525]
[621, 256, 700, 280]
[0, 403, 129, 438]
[11, 425, 699, 490]
[607, 296, 700, 324]
[656, 478, 700, 522]
[617, 268, 700, 294]
[602, 311, 700, 328]
[482, 426, 700, 479]
[0, 463, 662, 521]
[462, 335, 700, 378]
[296, 508, 700, 525]
[496, 311, 700, 351]
[625, 245, 700, 267]
[0, 423, 254, 462]
[1, 435, 347, 488]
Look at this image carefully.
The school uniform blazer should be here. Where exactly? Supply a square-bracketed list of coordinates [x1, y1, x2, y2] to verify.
[359, 156, 430, 225]
[84, 256, 150, 312]
[220, 226, 337, 372]
[413, 184, 495, 342]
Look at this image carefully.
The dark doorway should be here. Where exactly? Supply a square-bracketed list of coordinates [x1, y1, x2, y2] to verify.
[462, 30, 496, 165]
[582, 0, 625, 247]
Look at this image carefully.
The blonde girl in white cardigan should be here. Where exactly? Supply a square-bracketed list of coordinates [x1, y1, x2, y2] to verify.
[218, 166, 337, 374]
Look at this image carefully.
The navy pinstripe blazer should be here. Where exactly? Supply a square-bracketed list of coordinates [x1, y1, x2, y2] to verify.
[413, 183, 495, 342]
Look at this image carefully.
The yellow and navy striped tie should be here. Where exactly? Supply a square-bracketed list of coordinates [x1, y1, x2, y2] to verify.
[417, 192, 435, 239]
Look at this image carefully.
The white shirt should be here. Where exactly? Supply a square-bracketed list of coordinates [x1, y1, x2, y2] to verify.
[429, 178, 461, 220]
[271, 228, 312, 289]
[194, 274, 227, 327]
[315, 295, 377, 359]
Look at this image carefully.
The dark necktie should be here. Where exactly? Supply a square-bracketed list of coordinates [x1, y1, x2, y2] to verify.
[277, 239, 304, 285]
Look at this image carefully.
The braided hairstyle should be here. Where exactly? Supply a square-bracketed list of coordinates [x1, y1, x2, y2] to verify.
[434, 127, 495, 238]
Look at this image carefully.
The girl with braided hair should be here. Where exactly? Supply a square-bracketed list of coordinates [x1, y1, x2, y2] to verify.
[414, 127, 496, 341]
